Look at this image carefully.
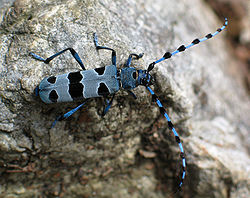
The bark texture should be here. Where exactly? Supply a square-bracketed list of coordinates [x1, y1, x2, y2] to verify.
[0, 0, 249, 197]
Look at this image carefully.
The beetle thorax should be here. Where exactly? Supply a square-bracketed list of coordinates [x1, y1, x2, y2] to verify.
[120, 67, 152, 90]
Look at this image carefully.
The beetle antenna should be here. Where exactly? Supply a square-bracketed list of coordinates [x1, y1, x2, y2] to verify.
[146, 86, 186, 189]
[147, 18, 228, 72]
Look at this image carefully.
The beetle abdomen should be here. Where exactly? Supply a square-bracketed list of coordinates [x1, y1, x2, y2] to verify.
[37, 65, 120, 103]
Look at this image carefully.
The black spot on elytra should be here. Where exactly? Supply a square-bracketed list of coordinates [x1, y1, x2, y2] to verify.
[69, 83, 84, 100]
[98, 83, 110, 96]
[68, 71, 83, 83]
[49, 90, 58, 102]
[67, 71, 84, 100]
[94, 67, 105, 75]
[47, 76, 56, 84]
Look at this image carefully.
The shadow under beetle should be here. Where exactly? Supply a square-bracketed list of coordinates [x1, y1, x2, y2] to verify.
[30, 18, 228, 189]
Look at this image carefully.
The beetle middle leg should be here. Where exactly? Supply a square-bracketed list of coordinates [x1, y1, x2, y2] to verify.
[93, 33, 117, 66]
[126, 90, 137, 99]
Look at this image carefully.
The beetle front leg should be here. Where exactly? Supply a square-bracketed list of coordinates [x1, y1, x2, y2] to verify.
[125, 53, 144, 67]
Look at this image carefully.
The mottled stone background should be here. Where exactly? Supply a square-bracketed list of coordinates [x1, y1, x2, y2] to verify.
[0, 0, 249, 197]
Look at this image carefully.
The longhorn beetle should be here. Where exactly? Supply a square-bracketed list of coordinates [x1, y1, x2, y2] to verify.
[30, 18, 228, 189]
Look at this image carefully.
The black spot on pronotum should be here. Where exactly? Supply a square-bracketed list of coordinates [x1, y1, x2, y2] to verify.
[94, 67, 105, 75]
[132, 71, 136, 79]
[47, 76, 56, 84]
[49, 90, 58, 103]
[69, 83, 84, 100]
[68, 71, 83, 83]
[98, 83, 110, 96]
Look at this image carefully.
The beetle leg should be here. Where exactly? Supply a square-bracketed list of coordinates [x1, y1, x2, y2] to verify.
[126, 90, 137, 99]
[93, 33, 117, 66]
[30, 47, 86, 70]
[51, 99, 90, 128]
[102, 94, 115, 117]
[125, 53, 144, 67]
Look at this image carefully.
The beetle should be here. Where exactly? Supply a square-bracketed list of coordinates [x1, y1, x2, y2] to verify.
[30, 18, 228, 189]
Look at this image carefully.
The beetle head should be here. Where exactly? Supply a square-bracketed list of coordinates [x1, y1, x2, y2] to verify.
[137, 69, 154, 86]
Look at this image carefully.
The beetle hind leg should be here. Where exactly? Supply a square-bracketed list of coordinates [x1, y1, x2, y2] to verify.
[102, 94, 115, 117]
[30, 47, 86, 70]
[51, 99, 90, 128]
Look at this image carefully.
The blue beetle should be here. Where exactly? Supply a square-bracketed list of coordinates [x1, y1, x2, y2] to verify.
[32, 33, 154, 123]
[30, 18, 228, 189]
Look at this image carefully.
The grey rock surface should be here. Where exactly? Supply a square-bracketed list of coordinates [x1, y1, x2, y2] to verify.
[0, 0, 249, 197]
